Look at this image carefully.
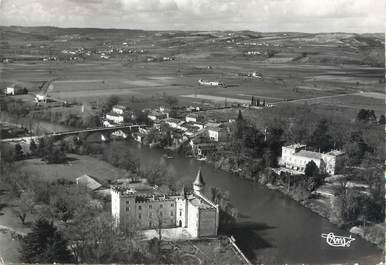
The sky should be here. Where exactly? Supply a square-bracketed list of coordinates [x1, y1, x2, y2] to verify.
[0, 0, 384, 32]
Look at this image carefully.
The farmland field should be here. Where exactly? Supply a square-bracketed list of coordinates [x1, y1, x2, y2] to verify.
[0, 27, 383, 115]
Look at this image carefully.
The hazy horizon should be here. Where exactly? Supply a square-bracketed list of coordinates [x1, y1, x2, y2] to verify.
[0, 0, 384, 33]
[1, 24, 384, 35]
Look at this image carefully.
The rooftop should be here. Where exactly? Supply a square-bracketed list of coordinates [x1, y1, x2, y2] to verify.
[166, 118, 183, 124]
[208, 126, 227, 132]
[106, 112, 123, 117]
[294, 150, 322, 160]
[188, 196, 214, 209]
[193, 167, 205, 187]
[76, 174, 104, 191]
[113, 105, 127, 110]
[325, 150, 345, 156]
[285, 143, 307, 149]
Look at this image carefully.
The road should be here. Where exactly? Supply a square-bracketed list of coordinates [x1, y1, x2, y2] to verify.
[274, 92, 359, 105]
[275, 91, 384, 106]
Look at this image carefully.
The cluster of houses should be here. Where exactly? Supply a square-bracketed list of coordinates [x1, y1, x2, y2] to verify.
[60, 42, 145, 61]
[101, 103, 232, 159]
[137, 106, 232, 158]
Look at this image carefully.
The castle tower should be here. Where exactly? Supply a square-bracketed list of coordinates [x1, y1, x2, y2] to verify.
[193, 167, 205, 194]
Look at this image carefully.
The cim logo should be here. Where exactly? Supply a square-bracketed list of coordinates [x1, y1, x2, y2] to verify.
[321, 233, 355, 247]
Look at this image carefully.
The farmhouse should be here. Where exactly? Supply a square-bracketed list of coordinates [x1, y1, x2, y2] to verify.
[280, 144, 345, 175]
[198, 79, 224, 87]
[111, 169, 219, 238]
[4, 84, 27, 96]
[5, 85, 15, 95]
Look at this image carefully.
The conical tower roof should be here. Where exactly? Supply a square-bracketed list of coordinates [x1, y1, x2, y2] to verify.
[193, 167, 205, 187]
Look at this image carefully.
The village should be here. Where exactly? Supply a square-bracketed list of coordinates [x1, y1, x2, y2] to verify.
[0, 24, 384, 264]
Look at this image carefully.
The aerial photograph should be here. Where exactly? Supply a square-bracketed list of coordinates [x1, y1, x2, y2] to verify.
[0, 0, 384, 264]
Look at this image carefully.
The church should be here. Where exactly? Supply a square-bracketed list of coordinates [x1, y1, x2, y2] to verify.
[111, 168, 219, 238]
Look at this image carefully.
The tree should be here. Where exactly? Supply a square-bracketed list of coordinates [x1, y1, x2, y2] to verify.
[83, 114, 100, 128]
[64, 212, 140, 263]
[234, 110, 246, 139]
[12, 190, 35, 225]
[307, 119, 334, 152]
[155, 210, 164, 241]
[19, 218, 74, 263]
[14, 143, 24, 160]
[266, 48, 278, 58]
[209, 187, 238, 230]
[378, 114, 385, 124]
[344, 131, 371, 165]
[29, 139, 37, 156]
[0, 143, 16, 164]
[165, 96, 178, 107]
[356, 109, 377, 123]
[38, 138, 46, 157]
[103, 95, 119, 112]
[304, 161, 319, 178]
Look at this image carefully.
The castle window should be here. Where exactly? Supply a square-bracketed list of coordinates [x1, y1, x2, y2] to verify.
[149, 205, 152, 209]
[149, 212, 152, 218]
[171, 203, 174, 207]
[160, 204, 163, 209]
[126, 206, 130, 211]
[159, 211, 163, 217]
[179, 209, 182, 216]
[170, 211, 174, 216]
[138, 205, 142, 210]
[138, 213, 141, 219]
[126, 200, 130, 204]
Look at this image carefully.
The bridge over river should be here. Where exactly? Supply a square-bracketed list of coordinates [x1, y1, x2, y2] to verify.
[0, 124, 144, 144]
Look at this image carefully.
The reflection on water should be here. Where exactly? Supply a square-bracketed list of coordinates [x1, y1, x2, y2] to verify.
[127, 142, 382, 264]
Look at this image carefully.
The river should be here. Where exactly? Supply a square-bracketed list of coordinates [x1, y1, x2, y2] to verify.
[126, 142, 382, 264]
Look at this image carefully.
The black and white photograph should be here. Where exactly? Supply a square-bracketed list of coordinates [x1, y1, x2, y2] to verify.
[0, 0, 384, 264]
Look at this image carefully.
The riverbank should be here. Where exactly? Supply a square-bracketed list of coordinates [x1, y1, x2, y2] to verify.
[200, 154, 384, 250]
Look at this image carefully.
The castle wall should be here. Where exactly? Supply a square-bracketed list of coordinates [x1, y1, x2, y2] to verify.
[133, 200, 176, 229]
[176, 198, 187, 227]
[198, 208, 217, 237]
[186, 202, 199, 238]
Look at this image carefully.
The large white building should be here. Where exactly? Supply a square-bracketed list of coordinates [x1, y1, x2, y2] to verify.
[280, 144, 345, 175]
[112, 105, 128, 115]
[111, 169, 219, 238]
[105, 113, 124, 125]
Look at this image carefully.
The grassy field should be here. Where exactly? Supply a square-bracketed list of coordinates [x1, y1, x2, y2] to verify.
[18, 154, 128, 183]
